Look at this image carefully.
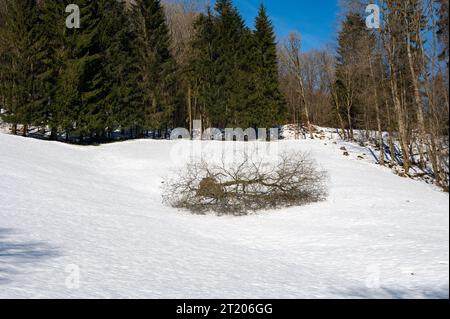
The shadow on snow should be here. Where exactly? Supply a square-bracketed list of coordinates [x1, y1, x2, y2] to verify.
[0, 227, 60, 285]
[334, 285, 449, 299]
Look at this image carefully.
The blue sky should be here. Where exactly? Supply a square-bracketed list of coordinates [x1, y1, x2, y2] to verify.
[214, 0, 340, 51]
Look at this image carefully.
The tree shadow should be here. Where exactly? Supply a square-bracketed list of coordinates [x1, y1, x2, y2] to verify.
[333, 285, 449, 299]
[0, 227, 60, 285]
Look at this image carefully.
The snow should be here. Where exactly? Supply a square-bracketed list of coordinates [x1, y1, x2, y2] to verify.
[0, 133, 448, 298]
[0, 121, 10, 135]
[282, 126, 447, 188]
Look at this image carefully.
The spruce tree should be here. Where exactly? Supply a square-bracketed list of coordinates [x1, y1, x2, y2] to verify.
[0, 0, 41, 135]
[0, 2, 12, 130]
[190, 0, 285, 129]
[136, 0, 178, 133]
[79, 0, 109, 138]
[102, 0, 143, 136]
[0, 2, 6, 121]
[36, 0, 67, 139]
[252, 4, 286, 128]
[188, 0, 252, 128]
[213, 0, 250, 128]
[55, 0, 108, 139]
[189, 7, 221, 128]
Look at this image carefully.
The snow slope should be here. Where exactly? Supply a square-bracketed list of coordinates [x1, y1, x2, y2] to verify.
[0, 133, 448, 299]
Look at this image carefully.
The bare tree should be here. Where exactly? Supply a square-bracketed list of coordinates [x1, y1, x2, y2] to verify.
[280, 32, 314, 139]
[163, 151, 328, 215]
[320, 50, 349, 139]
[381, 0, 413, 174]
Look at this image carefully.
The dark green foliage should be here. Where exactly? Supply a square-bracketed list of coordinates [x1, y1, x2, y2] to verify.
[35, 0, 67, 138]
[101, 0, 143, 136]
[189, 0, 286, 129]
[190, 0, 248, 128]
[0, 0, 41, 134]
[252, 4, 286, 128]
[0, 0, 286, 142]
[189, 8, 217, 126]
[136, 0, 178, 131]
[213, 0, 250, 127]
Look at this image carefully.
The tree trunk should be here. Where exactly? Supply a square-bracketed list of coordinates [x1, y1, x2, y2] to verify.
[382, 6, 411, 174]
[389, 73, 411, 174]
[295, 73, 313, 139]
[187, 84, 192, 138]
[405, 20, 426, 168]
[346, 103, 354, 141]
[369, 55, 384, 165]
[50, 127, 57, 141]
[331, 83, 347, 140]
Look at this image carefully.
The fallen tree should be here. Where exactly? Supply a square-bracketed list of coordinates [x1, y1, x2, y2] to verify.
[163, 151, 327, 215]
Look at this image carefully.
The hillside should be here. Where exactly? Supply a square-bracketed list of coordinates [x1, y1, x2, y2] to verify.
[0, 134, 448, 298]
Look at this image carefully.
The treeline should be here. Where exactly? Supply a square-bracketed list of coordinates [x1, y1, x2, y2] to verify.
[0, 0, 285, 141]
[278, 0, 449, 189]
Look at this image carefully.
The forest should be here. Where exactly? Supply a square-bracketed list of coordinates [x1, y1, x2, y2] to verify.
[0, 0, 285, 139]
[0, 0, 449, 189]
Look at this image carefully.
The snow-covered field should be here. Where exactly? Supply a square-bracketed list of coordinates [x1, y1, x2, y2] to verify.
[0, 133, 448, 298]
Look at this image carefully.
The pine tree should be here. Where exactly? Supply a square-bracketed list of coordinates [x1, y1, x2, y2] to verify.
[0, 4, 5, 118]
[189, 7, 218, 128]
[79, 0, 109, 138]
[189, 0, 252, 128]
[252, 4, 286, 128]
[190, 0, 285, 129]
[136, 0, 178, 133]
[55, 0, 108, 140]
[213, 0, 250, 128]
[102, 0, 143, 136]
[35, 0, 68, 139]
[0, 1, 11, 130]
[0, 0, 41, 136]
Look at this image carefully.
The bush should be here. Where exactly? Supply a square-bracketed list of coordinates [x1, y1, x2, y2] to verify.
[162, 151, 327, 215]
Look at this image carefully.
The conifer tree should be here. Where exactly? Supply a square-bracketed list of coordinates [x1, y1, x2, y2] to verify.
[0, 0, 41, 136]
[102, 0, 143, 136]
[136, 0, 178, 133]
[189, 0, 252, 128]
[78, 0, 109, 137]
[190, 0, 286, 129]
[189, 7, 218, 128]
[55, 0, 109, 139]
[36, 0, 67, 139]
[213, 0, 250, 127]
[0, 1, 6, 122]
[252, 4, 286, 128]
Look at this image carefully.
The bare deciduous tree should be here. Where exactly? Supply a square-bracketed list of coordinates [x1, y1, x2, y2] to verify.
[163, 151, 327, 215]
[280, 32, 314, 139]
